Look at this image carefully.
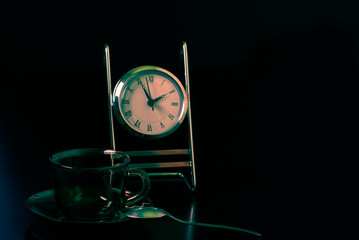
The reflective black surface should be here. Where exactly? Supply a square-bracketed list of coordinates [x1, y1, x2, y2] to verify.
[23, 181, 261, 240]
[0, 144, 358, 240]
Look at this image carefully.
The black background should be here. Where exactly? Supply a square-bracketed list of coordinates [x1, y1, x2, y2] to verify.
[1, 1, 358, 239]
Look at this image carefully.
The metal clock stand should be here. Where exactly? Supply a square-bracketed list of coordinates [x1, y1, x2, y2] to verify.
[105, 42, 197, 191]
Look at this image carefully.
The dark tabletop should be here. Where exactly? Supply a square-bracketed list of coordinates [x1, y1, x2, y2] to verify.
[21, 179, 262, 240]
[1, 145, 358, 240]
[2, 150, 264, 240]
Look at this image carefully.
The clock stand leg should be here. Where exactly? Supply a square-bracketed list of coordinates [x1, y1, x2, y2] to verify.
[182, 41, 197, 191]
[104, 44, 116, 150]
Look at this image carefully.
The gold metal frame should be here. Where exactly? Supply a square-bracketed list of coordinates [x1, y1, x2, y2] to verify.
[104, 42, 197, 191]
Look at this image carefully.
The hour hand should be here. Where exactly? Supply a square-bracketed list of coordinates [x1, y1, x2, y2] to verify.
[152, 94, 167, 104]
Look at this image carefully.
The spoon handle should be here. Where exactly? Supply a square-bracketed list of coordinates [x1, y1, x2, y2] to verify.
[166, 213, 262, 237]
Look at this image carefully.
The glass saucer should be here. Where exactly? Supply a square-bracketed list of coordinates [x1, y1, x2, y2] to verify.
[25, 189, 152, 224]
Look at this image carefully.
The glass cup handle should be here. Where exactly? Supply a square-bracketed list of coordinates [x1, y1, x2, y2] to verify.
[126, 168, 151, 206]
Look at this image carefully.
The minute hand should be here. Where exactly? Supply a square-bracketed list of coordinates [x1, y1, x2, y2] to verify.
[138, 80, 152, 101]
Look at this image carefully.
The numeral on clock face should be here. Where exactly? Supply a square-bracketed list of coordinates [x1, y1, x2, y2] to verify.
[146, 76, 154, 82]
[124, 110, 132, 119]
[136, 78, 141, 85]
[168, 113, 174, 120]
[134, 120, 141, 128]
[147, 124, 152, 132]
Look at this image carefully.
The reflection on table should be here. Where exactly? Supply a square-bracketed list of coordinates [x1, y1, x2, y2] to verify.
[25, 180, 261, 240]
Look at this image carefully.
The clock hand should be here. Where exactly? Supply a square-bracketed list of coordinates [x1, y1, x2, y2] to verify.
[138, 80, 154, 108]
[152, 94, 168, 104]
[138, 80, 151, 99]
[146, 78, 154, 111]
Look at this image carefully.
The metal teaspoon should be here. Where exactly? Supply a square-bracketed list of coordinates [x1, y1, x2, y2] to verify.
[122, 207, 262, 237]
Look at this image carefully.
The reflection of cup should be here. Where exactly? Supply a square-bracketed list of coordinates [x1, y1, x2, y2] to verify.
[49, 148, 151, 221]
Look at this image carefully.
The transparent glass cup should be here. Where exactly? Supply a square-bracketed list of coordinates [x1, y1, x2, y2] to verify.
[49, 148, 151, 221]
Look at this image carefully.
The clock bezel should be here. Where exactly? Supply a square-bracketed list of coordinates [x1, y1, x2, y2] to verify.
[112, 65, 188, 139]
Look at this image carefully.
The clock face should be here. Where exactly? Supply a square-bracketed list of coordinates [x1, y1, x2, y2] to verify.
[113, 66, 188, 138]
